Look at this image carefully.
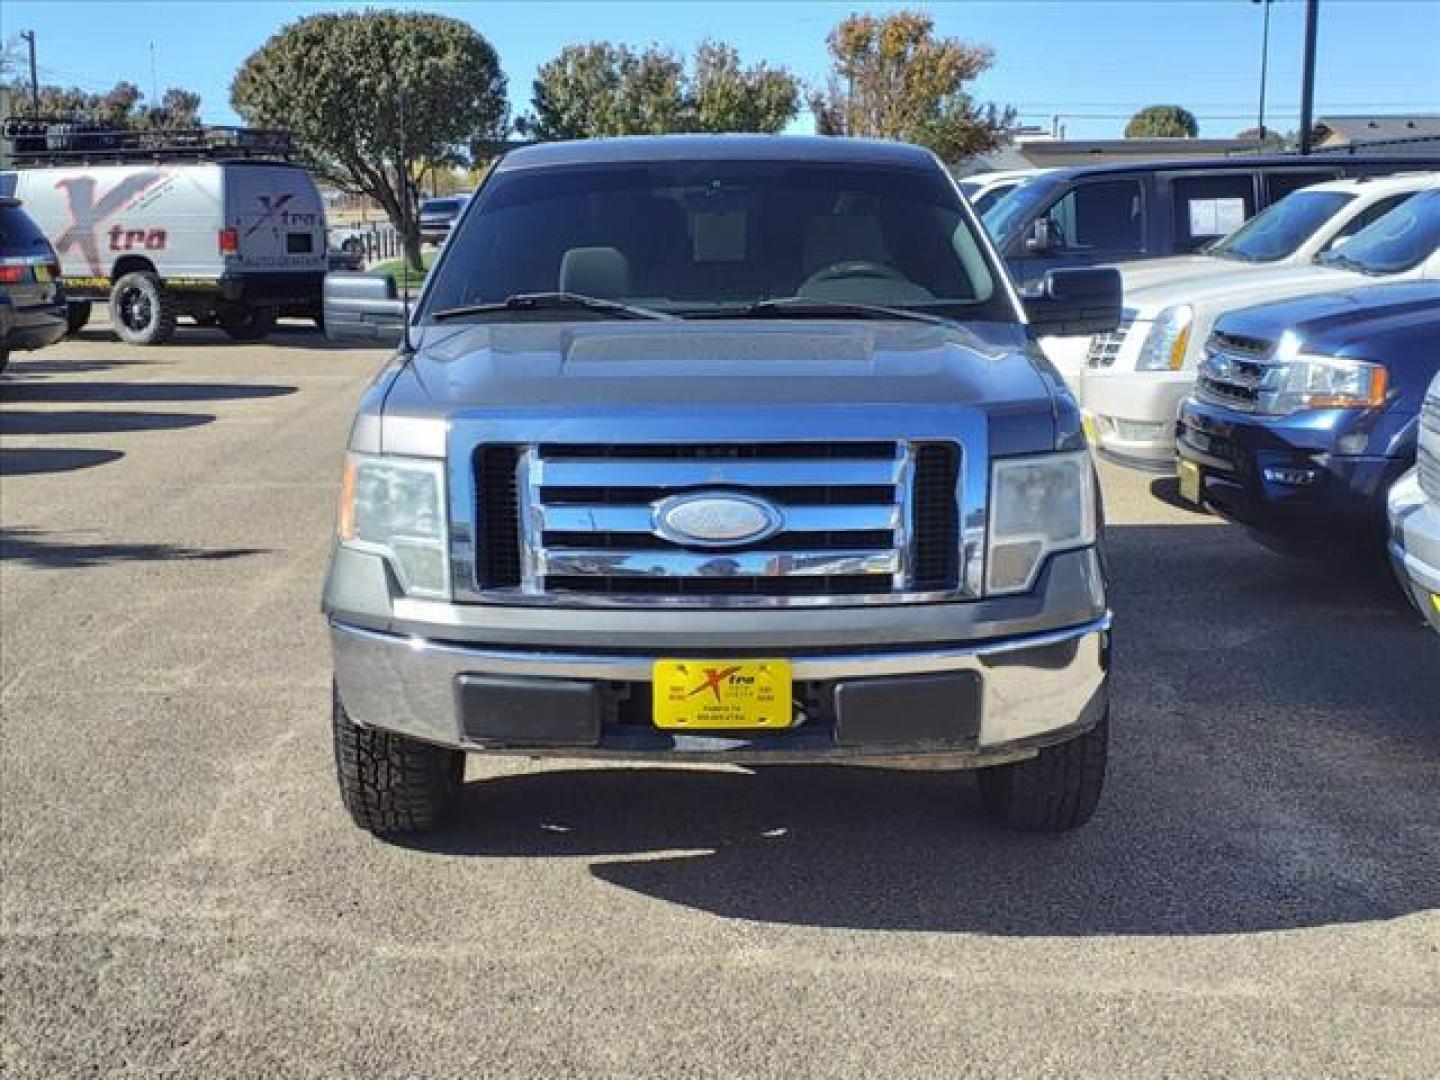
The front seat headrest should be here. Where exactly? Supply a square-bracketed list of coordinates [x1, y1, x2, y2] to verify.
[559, 246, 632, 298]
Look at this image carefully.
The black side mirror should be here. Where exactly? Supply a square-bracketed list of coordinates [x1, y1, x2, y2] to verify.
[1020, 267, 1123, 336]
[323, 272, 406, 346]
[1024, 218, 1053, 254]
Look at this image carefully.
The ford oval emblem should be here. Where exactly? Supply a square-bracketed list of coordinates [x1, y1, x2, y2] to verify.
[652, 491, 783, 548]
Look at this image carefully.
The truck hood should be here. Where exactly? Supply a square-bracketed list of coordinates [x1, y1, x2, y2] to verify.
[376, 319, 1059, 455]
[1212, 280, 1440, 358]
[1126, 262, 1365, 317]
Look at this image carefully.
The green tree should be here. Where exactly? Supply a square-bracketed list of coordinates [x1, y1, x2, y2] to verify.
[231, 11, 508, 271]
[518, 39, 800, 139]
[809, 11, 1014, 161]
[688, 41, 801, 133]
[0, 75, 203, 129]
[1125, 105, 1199, 138]
[141, 88, 203, 129]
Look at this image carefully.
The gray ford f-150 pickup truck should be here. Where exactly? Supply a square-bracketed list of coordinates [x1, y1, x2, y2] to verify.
[321, 136, 1122, 837]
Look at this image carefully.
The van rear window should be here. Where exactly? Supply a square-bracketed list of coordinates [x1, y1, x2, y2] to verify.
[287, 232, 314, 254]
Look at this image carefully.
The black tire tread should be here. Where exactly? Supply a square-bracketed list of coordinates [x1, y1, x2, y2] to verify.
[332, 688, 462, 835]
[110, 272, 177, 345]
[219, 307, 277, 341]
[978, 710, 1108, 832]
[65, 301, 92, 336]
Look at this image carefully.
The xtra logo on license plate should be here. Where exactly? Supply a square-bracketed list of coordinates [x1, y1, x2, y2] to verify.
[652, 660, 792, 730]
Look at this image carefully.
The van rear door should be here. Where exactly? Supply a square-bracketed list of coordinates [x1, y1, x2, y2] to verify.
[224, 164, 326, 277]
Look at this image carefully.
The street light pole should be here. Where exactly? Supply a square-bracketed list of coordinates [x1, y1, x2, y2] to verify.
[1299, 0, 1321, 154]
[1253, 0, 1272, 140]
[20, 30, 39, 114]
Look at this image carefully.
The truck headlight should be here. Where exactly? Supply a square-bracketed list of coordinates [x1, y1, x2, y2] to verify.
[338, 453, 450, 598]
[1136, 305, 1194, 371]
[1265, 356, 1388, 415]
[987, 451, 1097, 595]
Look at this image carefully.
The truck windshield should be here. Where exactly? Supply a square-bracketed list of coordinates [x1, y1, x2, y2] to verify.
[422, 160, 1010, 322]
[1315, 188, 1440, 275]
[1210, 191, 1352, 262]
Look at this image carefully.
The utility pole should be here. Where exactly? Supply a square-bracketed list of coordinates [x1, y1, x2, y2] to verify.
[20, 30, 39, 114]
[1252, 0, 1272, 140]
[1298, 0, 1320, 154]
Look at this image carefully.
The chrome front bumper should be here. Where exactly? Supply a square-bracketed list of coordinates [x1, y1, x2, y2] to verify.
[330, 614, 1111, 764]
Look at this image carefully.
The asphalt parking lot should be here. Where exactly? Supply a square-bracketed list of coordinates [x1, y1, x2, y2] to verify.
[3, 324, 1438, 1078]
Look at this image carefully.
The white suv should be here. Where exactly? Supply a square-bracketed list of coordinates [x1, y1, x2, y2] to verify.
[1080, 177, 1440, 471]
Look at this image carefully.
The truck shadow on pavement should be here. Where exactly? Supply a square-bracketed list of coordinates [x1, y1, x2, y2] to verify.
[0, 526, 267, 569]
[410, 519, 1439, 937]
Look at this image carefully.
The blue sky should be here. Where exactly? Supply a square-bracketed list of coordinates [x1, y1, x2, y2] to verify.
[6, 1, 1439, 139]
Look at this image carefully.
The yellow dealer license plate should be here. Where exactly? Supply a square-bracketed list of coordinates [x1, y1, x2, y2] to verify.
[1178, 458, 1202, 505]
[653, 659, 792, 730]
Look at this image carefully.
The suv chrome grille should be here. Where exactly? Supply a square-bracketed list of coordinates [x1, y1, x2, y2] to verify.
[1421, 392, 1440, 435]
[472, 441, 963, 605]
[1420, 392, 1440, 502]
[1084, 313, 1135, 368]
[1419, 443, 1440, 502]
[1195, 333, 1278, 413]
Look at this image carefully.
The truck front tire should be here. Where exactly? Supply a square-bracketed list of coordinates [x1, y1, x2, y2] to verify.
[978, 709, 1108, 832]
[332, 687, 464, 836]
[110, 272, 177, 345]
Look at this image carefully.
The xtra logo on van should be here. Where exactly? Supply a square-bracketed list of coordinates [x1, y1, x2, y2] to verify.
[54, 172, 168, 275]
[246, 194, 318, 236]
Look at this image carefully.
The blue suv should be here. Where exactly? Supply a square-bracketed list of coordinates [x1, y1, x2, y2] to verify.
[1176, 281, 1440, 554]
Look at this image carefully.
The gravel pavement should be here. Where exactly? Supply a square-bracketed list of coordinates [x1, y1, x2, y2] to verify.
[3, 324, 1438, 1077]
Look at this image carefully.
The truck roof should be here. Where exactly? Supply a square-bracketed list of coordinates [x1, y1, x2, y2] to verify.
[495, 135, 940, 172]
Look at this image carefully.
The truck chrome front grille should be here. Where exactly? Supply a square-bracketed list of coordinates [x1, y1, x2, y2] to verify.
[470, 440, 963, 605]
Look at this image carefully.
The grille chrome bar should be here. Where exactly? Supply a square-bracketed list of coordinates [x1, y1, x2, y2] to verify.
[531, 456, 904, 489]
[537, 503, 900, 533]
[538, 548, 900, 579]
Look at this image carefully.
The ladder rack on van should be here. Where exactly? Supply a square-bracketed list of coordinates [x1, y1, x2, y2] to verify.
[0, 119, 297, 167]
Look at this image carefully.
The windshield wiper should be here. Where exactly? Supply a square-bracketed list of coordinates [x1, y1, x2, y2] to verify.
[689, 296, 956, 328]
[431, 292, 676, 322]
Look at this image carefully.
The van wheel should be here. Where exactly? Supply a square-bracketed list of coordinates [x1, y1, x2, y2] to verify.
[65, 301, 92, 336]
[219, 306, 277, 341]
[977, 709, 1108, 832]
[110, 272, 177, 345]
[332, 686, 464, 836]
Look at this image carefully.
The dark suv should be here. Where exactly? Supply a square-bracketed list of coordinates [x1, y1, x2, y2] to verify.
[1177, 280, 1440, 554]
[0, 197, 66, 372]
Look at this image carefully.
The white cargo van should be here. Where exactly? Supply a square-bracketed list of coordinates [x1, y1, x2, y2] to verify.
[1, 123, 326, 344]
